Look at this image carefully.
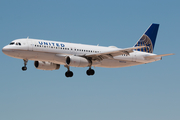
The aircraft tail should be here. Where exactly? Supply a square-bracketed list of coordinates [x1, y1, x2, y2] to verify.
[134, 23, 159, 53]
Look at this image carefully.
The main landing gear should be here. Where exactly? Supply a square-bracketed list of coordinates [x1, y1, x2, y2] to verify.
[64, 65, 95, 78]
[22, 59, 28, 71]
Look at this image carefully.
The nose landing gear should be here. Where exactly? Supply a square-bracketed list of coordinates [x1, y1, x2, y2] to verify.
[22, 59, 28, 71]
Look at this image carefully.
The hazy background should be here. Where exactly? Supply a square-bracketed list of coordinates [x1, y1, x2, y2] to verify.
[0, 0, 179, 120]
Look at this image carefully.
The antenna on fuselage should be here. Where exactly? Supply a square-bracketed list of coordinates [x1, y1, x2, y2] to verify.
[27, 36, 29, 39]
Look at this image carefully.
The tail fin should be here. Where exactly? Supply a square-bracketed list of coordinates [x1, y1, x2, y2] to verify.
[134, 23, 159, 53]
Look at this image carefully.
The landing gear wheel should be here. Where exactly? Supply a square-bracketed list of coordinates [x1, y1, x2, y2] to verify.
[65, 71, 73, 77]
[22, 66, 27, 71]
[86, 69, 95, 76]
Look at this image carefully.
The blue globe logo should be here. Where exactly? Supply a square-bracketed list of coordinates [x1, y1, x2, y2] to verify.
[135, 35, 153, 53]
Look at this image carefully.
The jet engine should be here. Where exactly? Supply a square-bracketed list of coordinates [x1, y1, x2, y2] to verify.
[34, 61, 60, 70]
[66, 56, 91, 67]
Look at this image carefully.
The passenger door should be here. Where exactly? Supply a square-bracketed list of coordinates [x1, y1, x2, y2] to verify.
[27, 40, 33, 51]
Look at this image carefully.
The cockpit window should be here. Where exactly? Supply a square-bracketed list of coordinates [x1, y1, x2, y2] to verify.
[9, 41, 21, 46]
[15, 42, 21, 46]
[9, 42, 21, 46]
[9, 42, 15, 45]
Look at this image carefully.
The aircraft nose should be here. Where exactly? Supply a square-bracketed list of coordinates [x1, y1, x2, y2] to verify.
[2, 46, 7, 54]
[2, 46, 12, 55]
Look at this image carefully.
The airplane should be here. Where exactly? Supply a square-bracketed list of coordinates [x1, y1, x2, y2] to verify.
[2, 23, 174, 77]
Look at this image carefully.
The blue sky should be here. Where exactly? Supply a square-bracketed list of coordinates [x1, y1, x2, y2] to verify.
[0, 0, 179, 120]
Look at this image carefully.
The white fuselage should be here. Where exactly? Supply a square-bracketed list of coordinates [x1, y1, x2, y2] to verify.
[2, 38, 161, 68]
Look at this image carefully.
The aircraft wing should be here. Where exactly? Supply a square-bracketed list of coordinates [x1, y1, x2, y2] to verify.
[83, 46, 147, 60]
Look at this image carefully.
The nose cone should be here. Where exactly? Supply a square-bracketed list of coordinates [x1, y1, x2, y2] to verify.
[2, 46, 13, 55]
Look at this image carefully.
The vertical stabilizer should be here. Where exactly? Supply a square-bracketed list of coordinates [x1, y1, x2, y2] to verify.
[134, 23, 159, 53]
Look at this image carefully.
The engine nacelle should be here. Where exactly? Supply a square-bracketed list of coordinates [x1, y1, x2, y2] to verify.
[66, 56, 91, 67]
[34, 61, 60, 70]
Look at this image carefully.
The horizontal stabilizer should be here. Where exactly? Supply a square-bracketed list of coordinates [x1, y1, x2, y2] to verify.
[145, 53, 174, 59]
